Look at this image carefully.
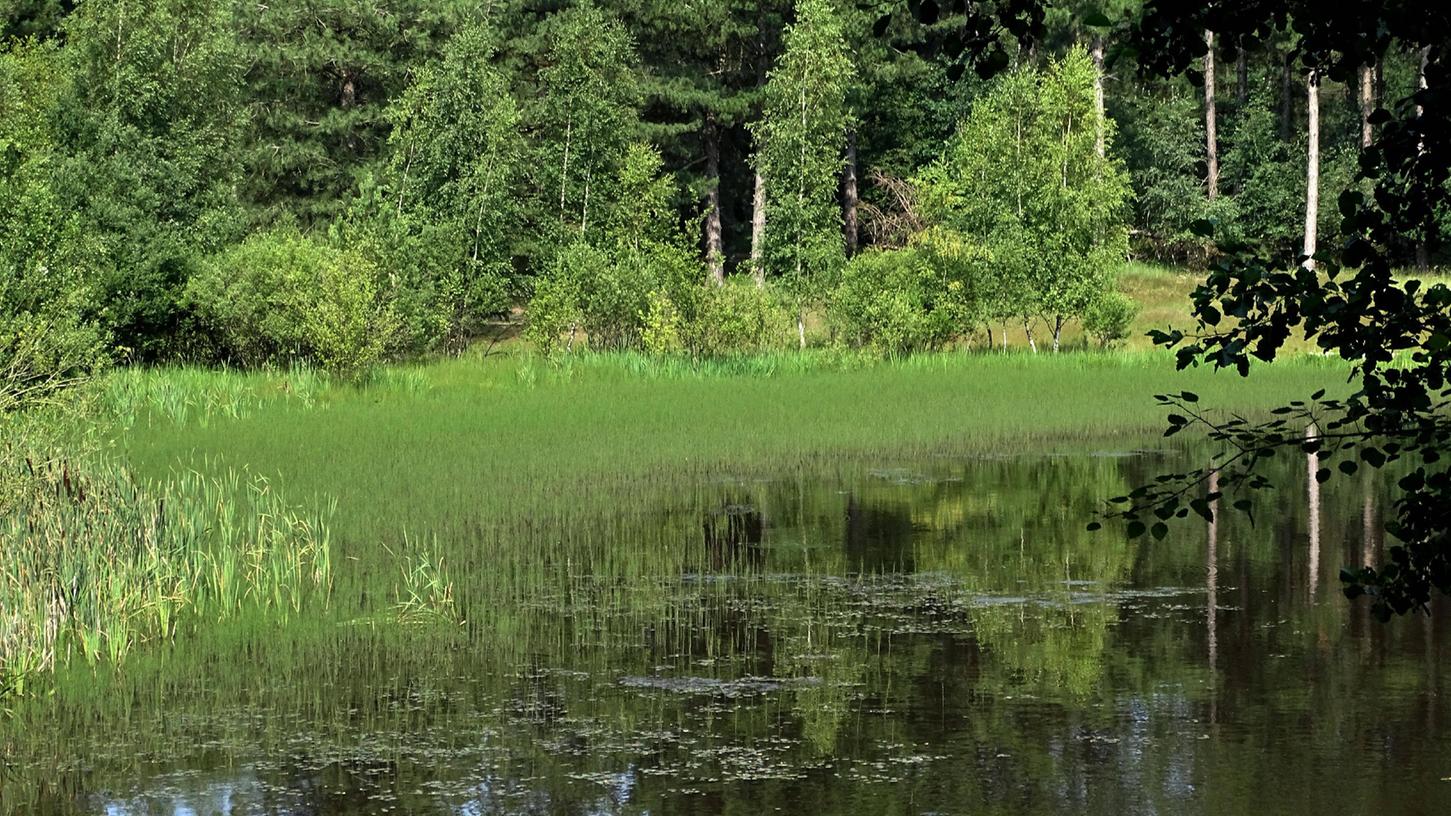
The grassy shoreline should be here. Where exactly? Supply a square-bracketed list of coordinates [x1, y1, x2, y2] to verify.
[115, 349, 1348, 540]
[2, 346, 1349, 700]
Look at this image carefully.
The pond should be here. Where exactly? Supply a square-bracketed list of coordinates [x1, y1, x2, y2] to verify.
[2, 444, 1447, 815]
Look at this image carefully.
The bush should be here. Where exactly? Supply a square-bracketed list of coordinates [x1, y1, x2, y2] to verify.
[640, 289, 686, 356]
[526, 240, 697, 355]
[188, 230, 399, 373]
[829, 248, 961, 355]
[685, 278, 794, 357]
[302, 253, 400, 376]
[0, 310, 107, 413]
[1083, 291, 1139, 348]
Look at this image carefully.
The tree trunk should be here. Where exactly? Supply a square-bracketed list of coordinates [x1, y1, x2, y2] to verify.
[704, 118, 725, 284]
[842, 131, 859, 256]
[1052, 316, 1064, 353]
[1091, 35, 1106, 158]
[796, 309, 806, 349]
[1280, 49, 1293, 142]
[1001, 322, 1009, 351]
[1360, 63, 1376, 149]
[1204, 30, 1219, 201]
[1236, 43, 1248, 107]
[750, 170, 767, 286]
[1417, 46, 1431, 272]
[1303, 70, 1320, 271]
[1023, 320, 1037, 354]
[986, 324, 994, 350]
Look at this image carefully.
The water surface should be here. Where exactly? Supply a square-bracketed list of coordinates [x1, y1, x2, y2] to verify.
[3, 445, 1447, 815]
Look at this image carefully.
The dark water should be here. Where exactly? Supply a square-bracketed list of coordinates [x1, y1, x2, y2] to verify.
[2, 446, 1448, 815]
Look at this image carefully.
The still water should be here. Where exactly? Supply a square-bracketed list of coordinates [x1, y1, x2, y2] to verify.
[2, 445, 1448, 814]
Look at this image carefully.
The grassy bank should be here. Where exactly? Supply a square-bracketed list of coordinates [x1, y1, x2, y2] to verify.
[115, 348, 1349, 544]
[1, 345, 1350, 700]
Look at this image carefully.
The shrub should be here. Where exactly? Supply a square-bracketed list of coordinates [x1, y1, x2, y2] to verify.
[685, 278, 794, 357]
[640, 289, 686, 356]
[188, 229, 399, 373]
[0, 310, 107, 413]
[526, 240, 698, 355]
[830, 248, 960, 355]
[1083, 291, 1140, 348]
[302, 253, 399, 377]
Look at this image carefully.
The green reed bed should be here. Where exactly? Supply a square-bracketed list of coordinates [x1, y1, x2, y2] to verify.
[0, 346, 1341, 702]
[117, 349, 1349, 548]
[0, 452, 333, 700]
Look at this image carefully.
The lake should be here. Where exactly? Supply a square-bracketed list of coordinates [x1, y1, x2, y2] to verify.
[2, 443, 1446, 815]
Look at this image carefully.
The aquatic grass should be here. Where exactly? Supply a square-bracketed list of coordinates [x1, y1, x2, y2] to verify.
[388, 534, 462, 626]
[0, 454, 334, 698]
[119, 349, 1349, 555]
[100, 363, 329, 430]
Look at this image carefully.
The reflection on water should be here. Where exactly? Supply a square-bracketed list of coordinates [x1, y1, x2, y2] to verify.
[2, 444, 1447, 815]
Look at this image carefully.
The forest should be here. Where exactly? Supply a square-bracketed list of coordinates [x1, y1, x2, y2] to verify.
[3, 0, 1438, 380]
[3, 2, 1451, 814]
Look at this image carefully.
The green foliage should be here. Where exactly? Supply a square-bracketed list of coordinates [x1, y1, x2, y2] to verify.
[527, 143, 705, 356]
[684, 278, 794, 357]
[1, 452, 333, 693]
[1220, 87, 1301, 254]
[301, 251, 399, 377]
[1083, 291, 1139, 348]
[237, 0, 449, 225]
[640, 289, 687, 357]
[830, 247, 960, 355]
[0, 40, 107, 408]
[187, 230, 398, 374]
[53, 0, 246, 358]
[754, 0, 855, 288]
[919, 48, 1131, 343]
[530, 4, 643, 252]
[527, 237, 699, 356]
[371, 19, 526, 347]
[1111, 79, 1214, 262]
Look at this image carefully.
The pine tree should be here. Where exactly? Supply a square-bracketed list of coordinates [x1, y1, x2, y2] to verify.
[237, 0, 450, 225]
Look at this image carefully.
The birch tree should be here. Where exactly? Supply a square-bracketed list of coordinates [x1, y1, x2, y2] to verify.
[534, 6, 641, 247]
[384, 21, 525, 331]
[918, 48, 1130, 352]
[1302, 69, 1319, 270]
[753, 0, 854, 347]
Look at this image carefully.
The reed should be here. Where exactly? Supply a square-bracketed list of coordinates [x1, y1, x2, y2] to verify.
[0, 450, 333, 700]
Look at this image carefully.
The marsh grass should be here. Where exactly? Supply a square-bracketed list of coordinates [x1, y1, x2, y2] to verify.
[2, 346, 1348, 701]
[121, 349, 1347, 530]
[0, 450, 333, 700]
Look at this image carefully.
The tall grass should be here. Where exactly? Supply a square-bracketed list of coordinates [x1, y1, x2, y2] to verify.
[0, 452, 333, 700]
[108, 349, 1350, 603]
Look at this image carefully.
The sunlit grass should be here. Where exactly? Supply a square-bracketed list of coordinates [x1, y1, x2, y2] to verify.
[0, 452, 333, 699]
[117, 348, 1348, 551]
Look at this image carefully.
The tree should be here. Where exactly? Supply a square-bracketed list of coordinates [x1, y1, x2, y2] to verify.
[919, 48, 1131, 352]
[1205, 29, 1220, 201]
[53, 0, 246, 359]
[1301, 68, 1319, 269]
[381, 19, 525, 341]
[753, 0, 855, 347]
[1098, 2, 1451, 618]
[529, 4, 643, 252]
[1360, 62, 1376, 149]
[0, 39, 105, 407]
[608, 0, 792, 282]
[236, 0, 449, 225]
